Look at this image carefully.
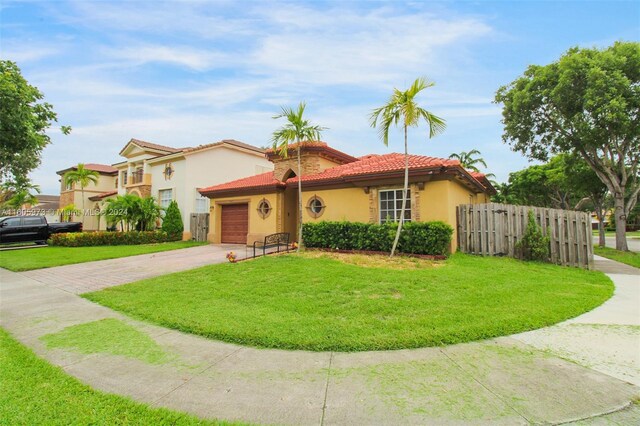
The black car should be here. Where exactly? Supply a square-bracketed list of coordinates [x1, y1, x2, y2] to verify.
[0, 216, 82, 245]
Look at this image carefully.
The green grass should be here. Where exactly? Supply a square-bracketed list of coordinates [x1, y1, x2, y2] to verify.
[41, 318, 173, 364]
[84, 252, 613, 352]
[594, 246, 640, 269]
[0, 327, 237, 425]
[592, 230, 640, 238]
[0, 241, 205, 271]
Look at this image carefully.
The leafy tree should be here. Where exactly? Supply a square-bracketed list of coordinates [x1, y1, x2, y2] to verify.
[0, 60, 70, 187]
[0, 180, 40, 212]
[272, 102, 325, 251]
[60, 204, 80, 222]
[63, 164, 99, 227]
[136, 196, 162, 231]
[370, 77, 446, 257]
[564, 156, 610, 247]
[495, 42, 640, 251]
[449, 149, 488, 173]
[516, 210, 550, 262]
[161, 200, 183, 239]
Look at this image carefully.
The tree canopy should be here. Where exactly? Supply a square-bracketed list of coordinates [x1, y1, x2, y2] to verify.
[495, 41, 640, 250]
[0, 60, 70, 189]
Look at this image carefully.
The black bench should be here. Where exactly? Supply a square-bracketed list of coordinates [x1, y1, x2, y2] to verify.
[252, 232, 290, 258]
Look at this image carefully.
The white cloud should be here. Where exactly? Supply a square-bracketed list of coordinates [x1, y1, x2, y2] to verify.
[104, 44, 232, 71]
[250, 6, 492, 87]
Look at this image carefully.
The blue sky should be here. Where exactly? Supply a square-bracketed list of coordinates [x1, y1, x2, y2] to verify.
[2, 0, 639, 194]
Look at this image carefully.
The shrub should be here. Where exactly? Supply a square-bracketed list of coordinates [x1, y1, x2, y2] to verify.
[161, 201, 183, 238]
[302, 221, 453, 255]
[515, 210, 550, 262]
[48, 231, 178, 247]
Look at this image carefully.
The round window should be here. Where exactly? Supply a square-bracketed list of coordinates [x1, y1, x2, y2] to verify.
[307, 196, 325, 218]
[257, 199, 272, 219]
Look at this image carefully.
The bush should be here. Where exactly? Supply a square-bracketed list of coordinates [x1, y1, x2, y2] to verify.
[515, 210, 550, 261]
[161, 201, 183, 238]
[48, 231, 179, 247]
[302, 221, 453, 255]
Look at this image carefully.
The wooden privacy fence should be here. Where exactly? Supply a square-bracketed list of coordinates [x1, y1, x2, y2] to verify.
[190, 213, 209, 242]
[457, 203, 594, 269]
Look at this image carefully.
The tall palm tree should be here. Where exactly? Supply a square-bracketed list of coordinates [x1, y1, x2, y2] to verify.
[64, 163, 99, 226]
[370, 77, 446, 257]
[448, 149, 488, 173]
[272, 102, 326, 250]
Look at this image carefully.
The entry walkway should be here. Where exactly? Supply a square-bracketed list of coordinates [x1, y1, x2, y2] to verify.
[1, 255, 639, 425]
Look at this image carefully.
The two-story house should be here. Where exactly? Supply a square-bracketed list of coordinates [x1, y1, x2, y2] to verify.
[112, 138, 273, 240]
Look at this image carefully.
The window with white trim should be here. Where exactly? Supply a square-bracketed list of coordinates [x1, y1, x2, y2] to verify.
[195, 191, 208, 213]
[159, 189, 173, 209]
[379, 189, 411, 223]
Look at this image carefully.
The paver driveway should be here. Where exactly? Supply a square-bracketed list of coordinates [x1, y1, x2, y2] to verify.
[21, 243, 246, 293]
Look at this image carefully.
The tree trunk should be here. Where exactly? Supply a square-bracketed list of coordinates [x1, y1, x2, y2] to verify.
[390, 126, 409, 257]
[597, 218, 605, 248]
[297, 143, 303, 252]
[613, 193, 628, 251]
[80, 186, 85, 227]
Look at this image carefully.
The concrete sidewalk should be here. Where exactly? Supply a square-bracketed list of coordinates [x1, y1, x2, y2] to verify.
[1, 257, 639, 425]
[513, 255, 640, 387]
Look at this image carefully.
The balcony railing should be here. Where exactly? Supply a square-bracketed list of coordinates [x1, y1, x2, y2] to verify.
[129, 170, 144, 185]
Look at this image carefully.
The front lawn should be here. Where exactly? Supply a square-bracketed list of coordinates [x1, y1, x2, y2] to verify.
[0, 241, 205, 271]
[84, 252, 613, 352]
[594, 246, 640, 269]
[0, 328, 234, 425]
[592, 230, 640, 238]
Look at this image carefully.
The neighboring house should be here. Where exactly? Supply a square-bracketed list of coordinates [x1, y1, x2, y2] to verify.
[57, 164, 119, 230]
[15, 194, 61, 224]
[199, 141, 496, 252]
[113, 138, 273, 239]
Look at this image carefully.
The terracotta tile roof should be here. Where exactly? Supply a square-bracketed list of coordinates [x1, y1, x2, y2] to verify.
[469, 171, 496, 192]
[88, 190, 118, 201]
[265, 141, 358, 164]
[289, 153, 460, 184]
[183, 139, 264, 155]
[199, 172, 285, 195]
[199, 152, 493, 196]
[57, 163, 118, 175]
[130, 138, 183, 153]
[85, 163, 118, 173]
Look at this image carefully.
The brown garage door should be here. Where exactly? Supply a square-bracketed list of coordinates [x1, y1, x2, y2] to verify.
[220, 203, 248, 244]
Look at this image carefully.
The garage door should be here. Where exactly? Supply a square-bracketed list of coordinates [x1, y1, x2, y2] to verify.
[220, 203, 248, 244]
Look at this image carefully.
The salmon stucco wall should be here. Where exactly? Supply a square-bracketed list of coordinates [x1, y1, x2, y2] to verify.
[301, 187, 370, 223]
[207, 193, 280, 244]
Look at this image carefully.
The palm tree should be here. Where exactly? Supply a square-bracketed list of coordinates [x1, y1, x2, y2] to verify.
[1, 180, 40, 210]
[64, 164, 99, 227]
[137, 196, 163, 231]
[370, 77, 446, 257]
[272, 102, 326, 251]
[448, 149, 488, 173]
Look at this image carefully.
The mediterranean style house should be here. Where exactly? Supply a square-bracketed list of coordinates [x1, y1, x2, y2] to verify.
[58, 138, 273, 236]
[57, 163, 119, 231]
[199, 142, 495, 251]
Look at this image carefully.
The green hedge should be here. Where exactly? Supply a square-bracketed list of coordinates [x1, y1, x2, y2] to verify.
[302, 221, 453, 255]
[48, 231, 180, 247]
